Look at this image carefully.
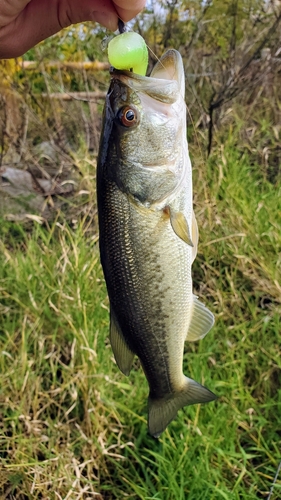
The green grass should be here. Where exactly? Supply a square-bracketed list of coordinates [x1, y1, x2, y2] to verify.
[1, 142, 281, 499]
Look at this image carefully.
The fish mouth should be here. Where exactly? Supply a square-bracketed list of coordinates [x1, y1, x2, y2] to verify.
[150, 49, 185, 95]
[110, 49, 185, 104]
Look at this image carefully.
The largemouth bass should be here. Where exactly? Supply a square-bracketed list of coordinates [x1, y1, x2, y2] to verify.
[97, 49, 216, 438]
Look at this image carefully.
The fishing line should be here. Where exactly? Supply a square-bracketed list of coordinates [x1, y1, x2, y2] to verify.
[267, 460, 281, 500]
[141, 37, 206, 165]
[33, 19, 206, 166]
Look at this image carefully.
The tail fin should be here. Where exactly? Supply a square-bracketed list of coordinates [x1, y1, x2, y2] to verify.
[148, 377, 217, 438]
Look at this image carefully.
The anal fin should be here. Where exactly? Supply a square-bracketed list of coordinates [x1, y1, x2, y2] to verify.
[110, 308, 134, 376]
[186, 295, 215, 342]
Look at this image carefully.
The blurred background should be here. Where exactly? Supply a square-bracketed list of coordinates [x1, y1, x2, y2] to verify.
[1, 1, 281, 499]
[1, 0, 280, 220]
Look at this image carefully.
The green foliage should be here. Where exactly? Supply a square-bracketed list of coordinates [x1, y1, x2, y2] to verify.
[1, 0, 280, 160]
[0, 4, 280, 496]
[141, 0, 281, 154]
[1, 140, 280, 498]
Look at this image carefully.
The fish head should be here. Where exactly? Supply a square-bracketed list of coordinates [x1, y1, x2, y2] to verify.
[98, 49, 190, 206]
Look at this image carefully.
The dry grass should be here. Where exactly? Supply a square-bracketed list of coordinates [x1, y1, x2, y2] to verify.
[1, 134, 281, 499]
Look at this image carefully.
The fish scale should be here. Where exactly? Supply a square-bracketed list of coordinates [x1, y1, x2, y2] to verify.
[97, 49, 217, 437]
[101, 182, 187, 387]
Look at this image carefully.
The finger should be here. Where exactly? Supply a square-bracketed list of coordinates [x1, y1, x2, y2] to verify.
[0, 1, 31, 27]
[0, 0, 118, 58]
[113, 0, 146, 23]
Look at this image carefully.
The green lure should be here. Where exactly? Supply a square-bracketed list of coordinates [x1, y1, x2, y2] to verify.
[107, 32, 148, 76]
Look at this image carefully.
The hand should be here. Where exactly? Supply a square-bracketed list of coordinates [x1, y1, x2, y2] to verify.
[0, 0, 146, 59]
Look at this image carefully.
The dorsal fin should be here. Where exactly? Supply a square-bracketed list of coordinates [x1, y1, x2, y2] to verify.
[110, 308, 135, 376]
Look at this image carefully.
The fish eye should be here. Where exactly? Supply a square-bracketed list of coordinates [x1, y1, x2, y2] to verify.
[117, 105, 139, 127]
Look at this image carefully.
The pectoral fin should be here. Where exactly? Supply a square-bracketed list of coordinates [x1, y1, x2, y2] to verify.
[191, 211, 199, 263]
[110, 309, 134, 376]
[186, 295, 215, 342]
[169, 207, 193, 246]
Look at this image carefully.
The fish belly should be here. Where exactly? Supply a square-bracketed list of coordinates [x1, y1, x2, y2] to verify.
[98, 179, 193, 398]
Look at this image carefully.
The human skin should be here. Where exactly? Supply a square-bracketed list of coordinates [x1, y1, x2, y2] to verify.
[0, 0, 146, 59]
